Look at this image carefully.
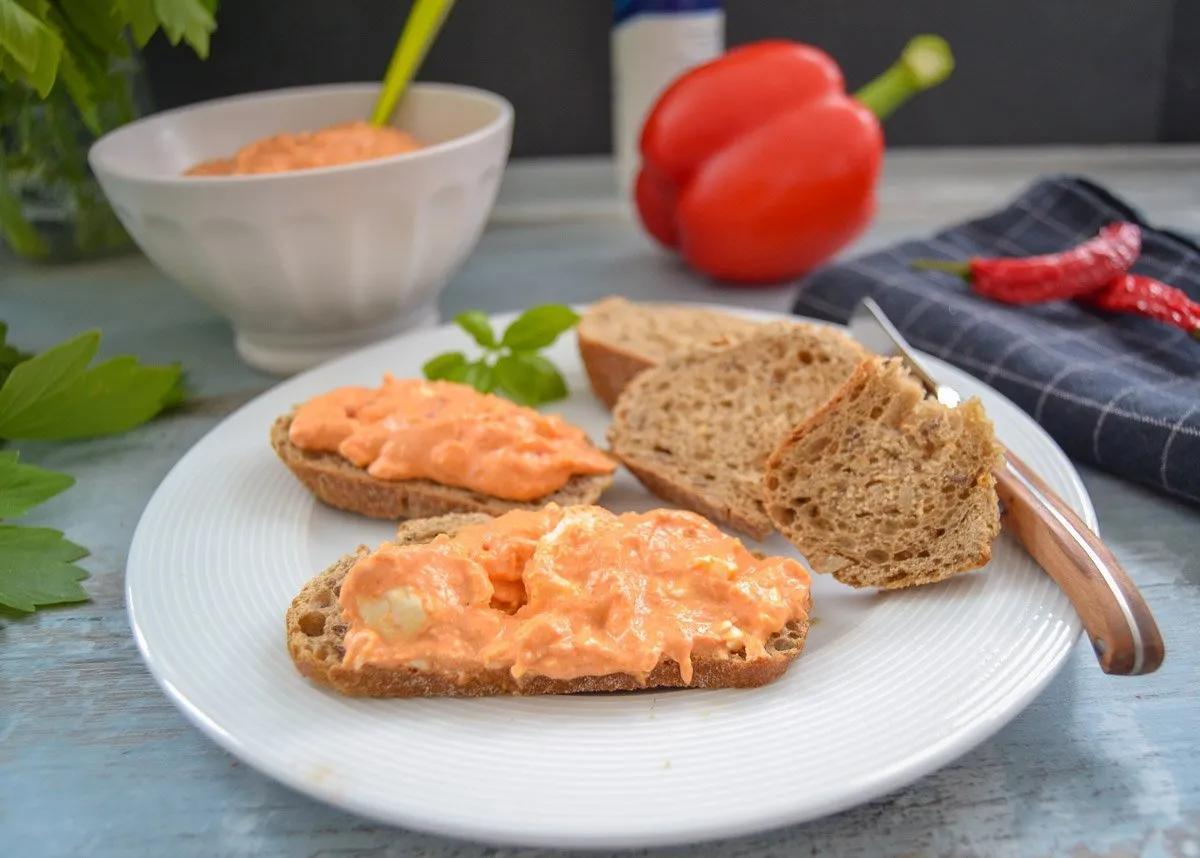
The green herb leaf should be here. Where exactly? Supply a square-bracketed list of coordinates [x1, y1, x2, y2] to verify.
[0, 330, 182, 441]
[59, 0, 129, 57]
[0, 329, 99, 430]
[0, 322, 32, 388]
[0, 451, 74, 519]
[496, 353, 568, 405]
[116, 0, 159, 46]
[501, 304, 580, 352]
[454, 311, 497, 349]
[423, 351, 467, 381]
[0, 355, 181, 440]
[0, 524, 89, 612]
[151, 0, 217, 59]
[0, 0, 63, 96]
[460, 359, 496, 393]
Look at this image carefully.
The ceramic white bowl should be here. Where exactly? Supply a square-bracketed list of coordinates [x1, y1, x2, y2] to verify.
[89, 83, 513, 373]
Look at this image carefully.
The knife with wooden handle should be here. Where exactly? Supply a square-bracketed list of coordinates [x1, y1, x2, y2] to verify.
[848, 298, 1164, 675]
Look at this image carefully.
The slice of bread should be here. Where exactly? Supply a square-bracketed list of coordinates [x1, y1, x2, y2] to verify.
[577, 296, 763, 408]
[764, 357, 1002, 589]
[271, 415, 612, 519]
[607, 324, 866, 539]
[286, 513, 810, 697]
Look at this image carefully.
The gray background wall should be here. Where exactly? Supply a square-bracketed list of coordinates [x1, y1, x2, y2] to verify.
[143, 0, 1199, 157]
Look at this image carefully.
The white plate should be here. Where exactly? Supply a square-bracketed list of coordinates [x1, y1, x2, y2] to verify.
[127, 308, 1088, 849]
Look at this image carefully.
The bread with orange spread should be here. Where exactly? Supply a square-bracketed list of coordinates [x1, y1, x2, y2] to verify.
[608, 323, 866, 539]
[577, 296, 763, 408]
[286, 509, 811, 697]
[271, 415, 612, 520]
[271, 377, 615, 519]
[764, 357, 1003, 588]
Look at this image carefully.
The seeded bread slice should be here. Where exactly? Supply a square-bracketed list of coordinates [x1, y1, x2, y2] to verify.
[577, 296, 764, 408]
[764, 357, 1003, 589]
[286, 513, 810, 697]
[607, 324, 866, 539]
[271, 415, 613, 520]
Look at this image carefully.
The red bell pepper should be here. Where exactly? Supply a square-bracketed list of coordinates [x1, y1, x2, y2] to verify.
[636, 36, 954, 284]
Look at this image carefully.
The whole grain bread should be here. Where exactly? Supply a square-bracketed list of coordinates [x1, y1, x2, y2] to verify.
[607, 324, 866, 539]
[286, 513, 810, 697]
[764, 357, 1003, 589]
[577, 296, 763, 408]
[271, 415, 612, 520]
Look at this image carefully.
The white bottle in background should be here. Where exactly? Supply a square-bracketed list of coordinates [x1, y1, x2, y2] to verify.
[611, 1, 724, 201]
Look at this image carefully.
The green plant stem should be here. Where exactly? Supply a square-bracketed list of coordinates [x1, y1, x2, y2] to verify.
[910, 258, 972, 280]
[854, 34, 955, 121]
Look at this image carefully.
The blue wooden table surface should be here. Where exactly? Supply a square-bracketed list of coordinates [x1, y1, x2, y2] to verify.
[2, 150, 1198, 857]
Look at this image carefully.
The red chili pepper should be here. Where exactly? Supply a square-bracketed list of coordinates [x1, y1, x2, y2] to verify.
[1081, 274, 1200, 340]
[636, 35, 954, 284]
[912, 222, 1142, 304]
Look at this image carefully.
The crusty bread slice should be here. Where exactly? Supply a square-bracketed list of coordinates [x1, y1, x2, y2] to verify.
[286, 513, 810, 697]
[577, 296, 763, 408]
[764, 357, 1003, 589]
[270, 415, 612, 519]
[607, 324, 866, 539]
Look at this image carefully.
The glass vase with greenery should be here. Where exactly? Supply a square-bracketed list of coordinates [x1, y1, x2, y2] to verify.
[0, 1, 219, 261]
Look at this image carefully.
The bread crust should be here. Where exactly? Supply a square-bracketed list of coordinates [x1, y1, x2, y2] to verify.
[577, 331, 654, 410]
[270, 415, 613, 519]
[286, 513, 810, 697]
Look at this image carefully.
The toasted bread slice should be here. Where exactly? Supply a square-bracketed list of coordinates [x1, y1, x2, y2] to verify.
[271, 415, 612, 519]
[607, 324, 866, 539]
[287, 513, 810, 697]
[764, 357, 1003, 589]
[577, 296, 763, 408]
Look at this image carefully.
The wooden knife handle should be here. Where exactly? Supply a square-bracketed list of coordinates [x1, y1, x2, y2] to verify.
[994, 450, 1164, 675]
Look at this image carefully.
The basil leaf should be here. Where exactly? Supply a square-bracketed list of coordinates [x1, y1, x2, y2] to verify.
[0, 451, 74, 518]
[0, 353, 181, 441]
[423, 351, 467, 381]
[501, 305, 580, 351]
[496, 353, 568, 405]
[454, 311, 496, 349]
[460, 359, 496, 393]
[0, 524, 89, 612]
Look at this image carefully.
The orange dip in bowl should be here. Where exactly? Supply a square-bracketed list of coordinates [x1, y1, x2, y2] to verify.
[186, 120, 421, 176]
[339, 504, 813, 682]
[288, 377, 615, 501]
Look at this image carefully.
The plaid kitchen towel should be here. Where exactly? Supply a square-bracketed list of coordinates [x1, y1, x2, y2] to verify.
[792, 176, 1200, 504]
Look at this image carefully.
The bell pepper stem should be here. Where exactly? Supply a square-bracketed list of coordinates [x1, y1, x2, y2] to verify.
[855, 35, 955, 122]
[911, 258, 971, 280]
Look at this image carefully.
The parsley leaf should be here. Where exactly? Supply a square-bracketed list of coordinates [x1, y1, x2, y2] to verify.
[0, 330, 182, 440]
[0, 451, 74, 518]
[0, 524, 88, 612]
[0, 322, 32, 388]
[501, 305, 581, 351]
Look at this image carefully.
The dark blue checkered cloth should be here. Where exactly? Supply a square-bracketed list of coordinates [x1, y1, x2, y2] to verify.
[793, 176, 1200, 504]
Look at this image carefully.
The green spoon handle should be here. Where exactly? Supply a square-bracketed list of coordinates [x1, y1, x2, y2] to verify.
[371, 0, 456, 126]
